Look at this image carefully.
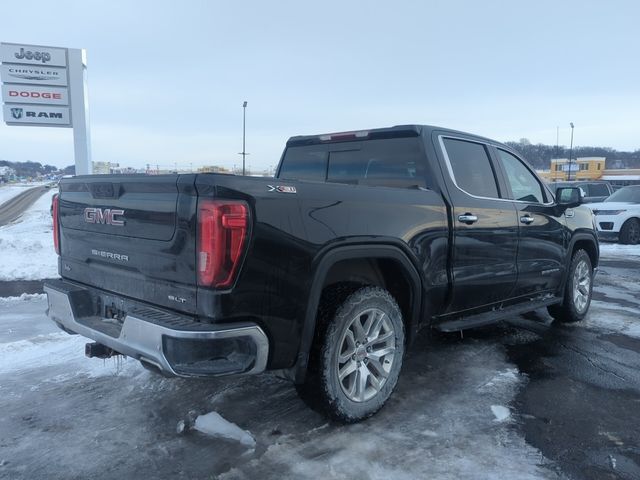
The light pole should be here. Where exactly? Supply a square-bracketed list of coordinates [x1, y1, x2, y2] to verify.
[568, 122, 574, 181]
[239, 101, 248, 175]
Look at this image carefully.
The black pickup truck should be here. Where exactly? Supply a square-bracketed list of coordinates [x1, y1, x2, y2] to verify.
[45, 125, 598, 422]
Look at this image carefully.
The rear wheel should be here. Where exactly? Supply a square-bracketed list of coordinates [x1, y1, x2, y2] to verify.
[619, 218, 640, 245]
[547, 249, 593, 323]
[297, 285, 405, 423]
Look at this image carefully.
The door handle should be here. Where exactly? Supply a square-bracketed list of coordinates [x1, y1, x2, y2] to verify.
[520, 215, 534, 225]
[458, 214, 478, 225]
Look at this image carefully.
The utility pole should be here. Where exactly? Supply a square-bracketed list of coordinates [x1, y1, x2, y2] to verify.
[568, 122, 575, 181]
[555, 126, 559, 180]
[238, 101, 249, 175]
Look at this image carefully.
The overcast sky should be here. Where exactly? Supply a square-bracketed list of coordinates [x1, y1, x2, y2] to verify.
[1, 0, 639, 171]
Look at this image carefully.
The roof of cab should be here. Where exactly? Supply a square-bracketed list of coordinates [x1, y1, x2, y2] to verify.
[285, 124, 504, 148]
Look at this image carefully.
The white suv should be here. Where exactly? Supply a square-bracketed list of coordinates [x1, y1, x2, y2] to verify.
[588, 185, 640, 244]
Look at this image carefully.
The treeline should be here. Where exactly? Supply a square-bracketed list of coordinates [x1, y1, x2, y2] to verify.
[3, 140, 640, 177]
[0, 160, 74, 177]
[504, 139, 640, 171]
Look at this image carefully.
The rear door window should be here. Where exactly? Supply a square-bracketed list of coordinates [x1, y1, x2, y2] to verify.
[442, 138, 499, 198]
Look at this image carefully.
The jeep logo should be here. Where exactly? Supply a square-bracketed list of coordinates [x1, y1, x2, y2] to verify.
[14, 47, 51, 63]
[84, 207, 125, 226]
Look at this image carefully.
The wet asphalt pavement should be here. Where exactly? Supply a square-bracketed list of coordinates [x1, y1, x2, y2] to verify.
[451, 254, 640, 479]
[507, 256, 640, 480]
[0, 253, 639, 479]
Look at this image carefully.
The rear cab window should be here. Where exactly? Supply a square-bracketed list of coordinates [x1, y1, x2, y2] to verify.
[278, 137, 427, 188]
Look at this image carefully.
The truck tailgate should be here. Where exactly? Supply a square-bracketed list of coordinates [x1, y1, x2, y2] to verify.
[58, 175, 198, 314]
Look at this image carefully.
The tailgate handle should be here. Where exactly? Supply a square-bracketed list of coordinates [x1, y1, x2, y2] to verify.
[90, 183, 120, 199]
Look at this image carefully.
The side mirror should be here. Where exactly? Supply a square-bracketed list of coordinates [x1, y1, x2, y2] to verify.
[556, 187, 582, 208]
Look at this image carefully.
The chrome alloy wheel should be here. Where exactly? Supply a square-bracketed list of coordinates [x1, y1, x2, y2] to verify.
[572, 259, 591, 314]
[336, 307, 396, 403]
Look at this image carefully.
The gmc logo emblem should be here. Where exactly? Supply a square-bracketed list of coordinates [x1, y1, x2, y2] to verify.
[84, 207, 125, 226]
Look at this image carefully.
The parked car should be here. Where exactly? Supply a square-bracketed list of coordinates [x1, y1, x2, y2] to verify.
[44, 125, 598, 422]
[551, 181, 613, 203]
[588, 185, 640, 244]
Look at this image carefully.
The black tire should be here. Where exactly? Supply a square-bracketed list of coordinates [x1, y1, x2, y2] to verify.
[619, 218, 640, 245]
[547, 249, 593, 323]
[297, 285, 405, 423]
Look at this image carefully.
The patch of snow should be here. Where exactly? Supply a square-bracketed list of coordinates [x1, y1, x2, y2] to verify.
[0, 188, 58, 280]
[0, 185, 30, 205]
[220, 346, 553, 480]
[594, 285, 640, 305]
[599, 243, 640, 258]
[581, 303, 640, 339]
[491, 405, 511, 422]
[478, 368, 520, 392]
[0, 183, 50, 204]
[0, 293, 46, 304]
[0, 320, 140, 379]
[194, 411, 256, 448]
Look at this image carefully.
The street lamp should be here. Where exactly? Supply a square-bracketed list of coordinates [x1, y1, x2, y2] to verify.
[238, 101, 249, 176]
[568, 122, 575, 181]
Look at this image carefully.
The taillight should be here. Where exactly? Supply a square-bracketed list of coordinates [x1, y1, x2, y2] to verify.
[197, 200, 249, 288]
[52, 193, 60, 255]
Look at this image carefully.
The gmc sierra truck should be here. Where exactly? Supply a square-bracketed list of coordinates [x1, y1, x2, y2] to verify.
[45, 125, 599, 422]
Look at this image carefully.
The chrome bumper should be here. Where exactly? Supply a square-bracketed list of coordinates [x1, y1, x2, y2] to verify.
[44, 279, 269, 377]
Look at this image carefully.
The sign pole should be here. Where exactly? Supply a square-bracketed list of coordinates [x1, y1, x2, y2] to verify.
[67, 48, 92, 175]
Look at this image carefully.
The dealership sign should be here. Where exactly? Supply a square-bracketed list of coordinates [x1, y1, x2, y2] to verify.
[0, 64, 68, 86]
[1, 84, 68, 105]
[1, 42, 71, 126]
[2, 104, 70, 125]
[0, 43, 67, 67]
[1, 42, 92, 174]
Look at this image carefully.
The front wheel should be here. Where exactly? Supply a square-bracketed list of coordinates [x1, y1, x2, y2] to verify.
[619, 218, 640, 245]
[297, 286, 405, 423]
[548, 249, 593, 323]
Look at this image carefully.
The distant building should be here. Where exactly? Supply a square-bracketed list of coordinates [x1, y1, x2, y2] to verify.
[600, 169, 640, 189]
[537, 157, 640, 188]
[110, 166, 140, 175]
[198, 166, 230, 173]
[542, 157, 606, 182]
[92, 161, 112, 175]
[0, 166, 16, 182]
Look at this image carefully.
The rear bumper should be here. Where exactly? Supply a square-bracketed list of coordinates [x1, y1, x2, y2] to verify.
[44, 279, 269, 377]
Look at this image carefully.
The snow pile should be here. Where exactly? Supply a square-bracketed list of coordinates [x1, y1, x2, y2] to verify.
[194, 411, 256, 448]
[0, 188, 58, 280]
[0, 293, 46, 304]
[0, 295, 140, 379]
[599, 243, 640, 258]
[0, 330, 136, 378]
[491, 405, 511, 422]
[220, 347, 552, 480]
[584, 303, 640, 339]
[0, 184, 32, 205]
